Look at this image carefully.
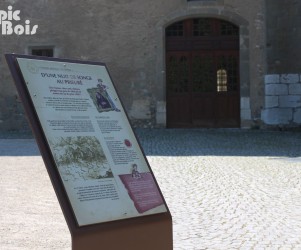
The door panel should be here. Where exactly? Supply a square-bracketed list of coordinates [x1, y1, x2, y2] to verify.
[166, 18, 240, 128]
[191, 93, 215, 127]
[166, 51, 191, 127]
[167, 94, 191, 127]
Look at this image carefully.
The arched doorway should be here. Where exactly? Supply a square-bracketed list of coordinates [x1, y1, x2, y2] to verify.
[165, 18, 240, 128]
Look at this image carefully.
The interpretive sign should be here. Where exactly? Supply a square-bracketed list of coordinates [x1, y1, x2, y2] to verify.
[6, 54, 172, 250]
[6, 54, 168, 226]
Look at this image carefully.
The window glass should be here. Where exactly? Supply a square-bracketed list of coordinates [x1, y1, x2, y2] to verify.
[217, 69, 227, 92]
[166, 21, 184, 37]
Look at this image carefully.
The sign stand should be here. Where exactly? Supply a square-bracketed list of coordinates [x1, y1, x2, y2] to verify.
[72, 215, 172, 250]
[6, 54, 172, 250]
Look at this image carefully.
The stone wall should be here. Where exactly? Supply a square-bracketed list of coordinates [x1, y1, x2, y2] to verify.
[263, 0, 301, 128]
[261, 74, 301, 126]
[266, 0, 301, 74]
[0, 0, 265, 131]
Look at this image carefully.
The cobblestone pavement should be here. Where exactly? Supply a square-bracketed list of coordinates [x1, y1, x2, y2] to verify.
[1, 129, 301, 249]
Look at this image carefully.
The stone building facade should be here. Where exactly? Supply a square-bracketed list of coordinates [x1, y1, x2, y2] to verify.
[261, 0, 301, 127]
[0, 0, 299, 132]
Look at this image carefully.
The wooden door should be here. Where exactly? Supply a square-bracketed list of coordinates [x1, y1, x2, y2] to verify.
[166, 18, 240, 128]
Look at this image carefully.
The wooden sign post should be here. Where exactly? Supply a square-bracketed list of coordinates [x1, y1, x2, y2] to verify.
[6, 54, 173, 250]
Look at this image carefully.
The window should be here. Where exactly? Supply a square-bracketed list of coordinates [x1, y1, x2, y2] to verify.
[166, 18, 239, 38]
[217, 69, 227, 92]
[30, 46, 54, 57]
[166, 21, 184, 37]
[193, 18, 213, 36]
[220, 21, 239, 36]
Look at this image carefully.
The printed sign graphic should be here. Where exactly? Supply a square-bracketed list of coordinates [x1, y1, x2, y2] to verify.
[16, 58, 167, 226]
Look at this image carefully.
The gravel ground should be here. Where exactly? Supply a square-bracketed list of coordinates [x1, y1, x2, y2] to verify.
[1, 129, 301, 249]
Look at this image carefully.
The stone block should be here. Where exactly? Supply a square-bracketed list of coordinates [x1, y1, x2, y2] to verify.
[265, 84, 288, 95]
[240, 96, 251, 120]
[264, 74, 280, 84]
[279, 95, 301, 108]
[156, 112, 166, 125]
[289, 83, 301, 95]
[261, 108, 292, 125]
[293, 108, 301, 123]
[156, 101, 166, 125]
[280, 74, 299, 84]
[241, 108, 251, 120]
[265, 96, 278, 108]
[156, 101, 166, 113]
[240, 97, 250, 109]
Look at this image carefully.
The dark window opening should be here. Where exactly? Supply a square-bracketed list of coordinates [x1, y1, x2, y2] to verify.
[166, 21, 184, 37]
[193, 18, 213, 36]
[166, 18, 239, 38]
[220, 21, 239, 36]
[31, 48, 54, 57]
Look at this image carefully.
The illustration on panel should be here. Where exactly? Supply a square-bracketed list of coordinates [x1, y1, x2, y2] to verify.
[87, 79, 120, 113]
[49, 136, 113, 181]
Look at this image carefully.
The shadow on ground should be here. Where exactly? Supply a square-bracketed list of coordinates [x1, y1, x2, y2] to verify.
[135, 128, 301, 157]
[0, 129, 300, 157]
[0, 139, 40, 156]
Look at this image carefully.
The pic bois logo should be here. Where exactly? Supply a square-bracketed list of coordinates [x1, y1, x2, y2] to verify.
[0, 5, 38, 35]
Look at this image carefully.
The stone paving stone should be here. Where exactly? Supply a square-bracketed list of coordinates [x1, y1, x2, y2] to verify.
[1, 129, 301, 249]
[136, 129, 301, 250]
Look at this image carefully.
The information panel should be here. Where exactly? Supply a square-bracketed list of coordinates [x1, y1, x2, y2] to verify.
[16, 58, 167, 226]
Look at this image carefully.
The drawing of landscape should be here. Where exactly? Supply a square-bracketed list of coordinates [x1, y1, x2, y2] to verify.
[49, 136, 113, 181]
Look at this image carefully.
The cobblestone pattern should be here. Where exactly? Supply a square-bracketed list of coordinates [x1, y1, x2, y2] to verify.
[1, 129, 301, 249]
[138, 129, 301, 250]
[151, 157, 301, 249]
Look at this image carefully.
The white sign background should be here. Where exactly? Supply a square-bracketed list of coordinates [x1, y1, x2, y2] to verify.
[17, 58, 167, 226]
